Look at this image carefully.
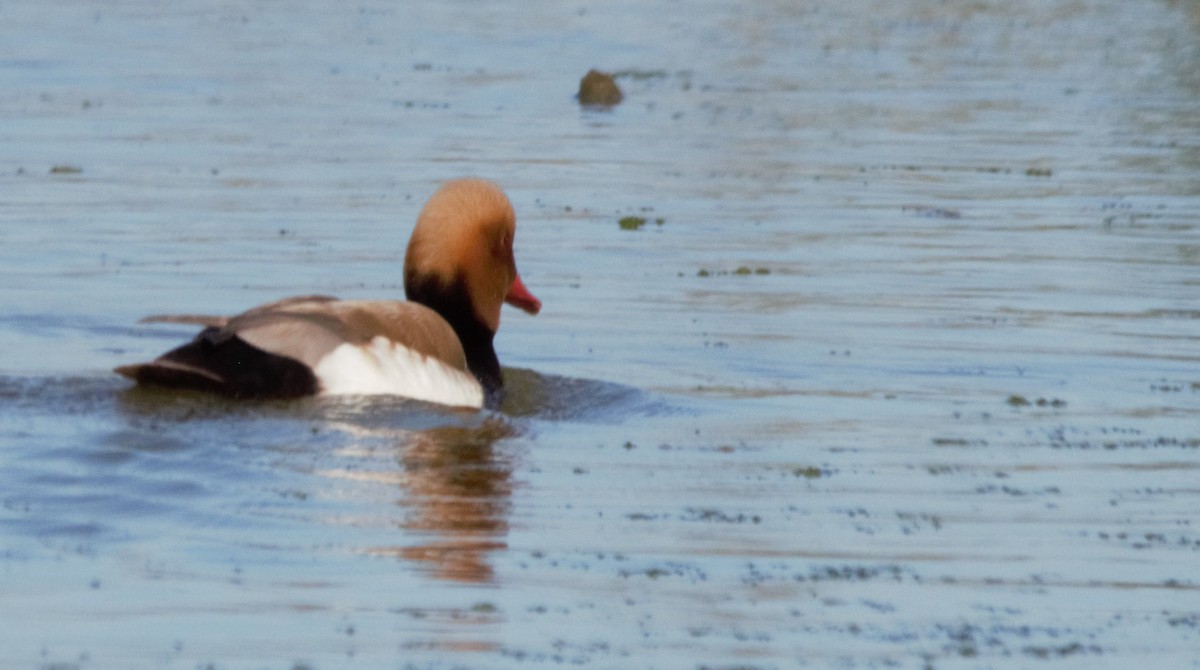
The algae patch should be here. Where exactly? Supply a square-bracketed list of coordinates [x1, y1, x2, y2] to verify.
[619, 216, 646, 231]
[618, 216, 664, 231]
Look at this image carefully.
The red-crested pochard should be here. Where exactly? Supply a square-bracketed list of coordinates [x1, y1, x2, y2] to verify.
[115, 178, 541, 409]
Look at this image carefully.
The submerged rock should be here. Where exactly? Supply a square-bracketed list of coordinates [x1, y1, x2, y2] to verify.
[578, 69, 623, 106]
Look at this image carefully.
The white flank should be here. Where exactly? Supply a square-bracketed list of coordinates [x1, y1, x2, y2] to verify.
[313, 337, 484, 408]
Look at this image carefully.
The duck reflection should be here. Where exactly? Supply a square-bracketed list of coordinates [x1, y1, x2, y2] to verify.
[114, 370, 640, 584]
[388, 416, 517, 583]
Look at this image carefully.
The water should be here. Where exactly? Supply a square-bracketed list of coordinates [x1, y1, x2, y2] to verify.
[1, 1, 1198, 668]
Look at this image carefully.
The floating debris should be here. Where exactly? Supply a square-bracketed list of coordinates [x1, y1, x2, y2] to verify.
[578, 69, 623, 106]
[1007, 394, 1066, 408]
[902, 204, 962, 219]
[612, 69, 669, 80]
[698, 267, 770, 277]
[49, 165, 82, 174]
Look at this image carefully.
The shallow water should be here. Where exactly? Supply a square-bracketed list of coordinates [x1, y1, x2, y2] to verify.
[2, 1, 1199, 668]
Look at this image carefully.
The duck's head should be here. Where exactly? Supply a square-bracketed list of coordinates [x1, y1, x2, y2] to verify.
[404, 178, 541, 333]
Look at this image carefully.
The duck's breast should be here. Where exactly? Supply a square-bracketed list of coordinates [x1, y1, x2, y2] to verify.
[313, 335, 483, 407]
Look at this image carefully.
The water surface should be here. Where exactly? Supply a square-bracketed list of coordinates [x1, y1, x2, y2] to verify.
[1, 1, 1198, 668]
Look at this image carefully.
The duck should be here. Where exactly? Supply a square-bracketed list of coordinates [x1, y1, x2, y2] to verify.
[115, 177, 541, 409]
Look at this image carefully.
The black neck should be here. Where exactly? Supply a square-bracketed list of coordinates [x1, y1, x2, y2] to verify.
[405, 271, 503, 407]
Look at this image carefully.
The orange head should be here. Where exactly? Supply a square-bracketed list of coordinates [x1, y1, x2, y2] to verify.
[404, 178, 541, 333]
